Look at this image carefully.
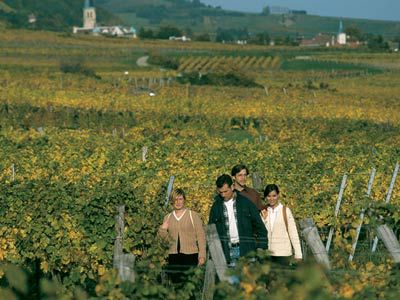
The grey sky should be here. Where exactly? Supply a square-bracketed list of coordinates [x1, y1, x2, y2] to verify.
[201, 0, 400, 21]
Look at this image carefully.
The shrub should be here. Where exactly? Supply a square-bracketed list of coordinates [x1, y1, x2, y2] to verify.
[194, 33, 211, 42]
[177, 63, 261, 87]
[149, 53, 180, 70]
[59, 59, 100, 79]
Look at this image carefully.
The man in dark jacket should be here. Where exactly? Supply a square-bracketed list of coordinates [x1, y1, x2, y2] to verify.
[208, 174, 268, 265]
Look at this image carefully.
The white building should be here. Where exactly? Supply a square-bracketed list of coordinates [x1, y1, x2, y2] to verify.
[93, 26, 137, 38]
[73, 0, 96, 34]
[28, 13, 36, 24]
[337, 20, 346, 45]
[83, 0, 96, 29]
[269, 6, 290, 15]
[169, 36, 191, 42]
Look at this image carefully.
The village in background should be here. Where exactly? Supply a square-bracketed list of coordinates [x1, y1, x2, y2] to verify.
[12, 0, 398, 51]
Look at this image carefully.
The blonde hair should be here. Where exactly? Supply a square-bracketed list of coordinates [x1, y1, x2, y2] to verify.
[169, 188, 186, 203]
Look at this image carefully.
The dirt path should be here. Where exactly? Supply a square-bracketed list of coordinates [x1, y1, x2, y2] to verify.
[136, 56, 149, 67]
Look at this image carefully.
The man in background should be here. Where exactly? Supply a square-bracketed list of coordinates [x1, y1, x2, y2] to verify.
[231, 164, 264, 211]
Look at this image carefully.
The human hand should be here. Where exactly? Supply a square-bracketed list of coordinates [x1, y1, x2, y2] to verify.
[161, 219, 169, 230]
[198, 257, 206, 266]
[261, 209, 268, 220]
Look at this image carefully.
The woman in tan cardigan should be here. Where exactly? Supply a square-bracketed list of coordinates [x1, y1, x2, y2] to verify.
[260, 184, 302, 265]
[159, 188, 206, 283]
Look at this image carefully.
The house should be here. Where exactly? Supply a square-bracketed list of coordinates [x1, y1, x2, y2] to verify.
[269, 6, 290, 15]
[300, 33, 336, 47]
[169, 36, 191, 42]
[93, 26, 137, 38]
[388, 41, 399, 52]
[28, 13, 36, 24]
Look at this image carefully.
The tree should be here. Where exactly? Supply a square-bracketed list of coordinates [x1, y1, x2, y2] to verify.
[157, 25, 182, 39]
[261, 5, 271, 16]
[366, 34, 389, 51]
[345, 26, 363, 42]
[192, 0, 203, 7]
[138, 27, 154, 39]
[194, 33, 211, 42]
[249, 31, 270, 45]
[216, 28, 234, 42]
[183, 27, 193, 37]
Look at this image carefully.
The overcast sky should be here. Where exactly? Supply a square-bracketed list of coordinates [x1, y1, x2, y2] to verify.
[201, 0, 400, 21]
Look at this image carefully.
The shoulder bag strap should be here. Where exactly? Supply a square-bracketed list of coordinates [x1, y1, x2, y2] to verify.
[189, 210, 195, 229]
[282, 206, 289, 234]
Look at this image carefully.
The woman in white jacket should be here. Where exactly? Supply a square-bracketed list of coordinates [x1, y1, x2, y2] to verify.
[260, 184, 302, 265]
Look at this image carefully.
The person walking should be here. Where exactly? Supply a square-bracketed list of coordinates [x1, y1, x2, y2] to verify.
[261, 184, 302, 265]
[208, 174, 268, 266]
[159, 188, 206, 283]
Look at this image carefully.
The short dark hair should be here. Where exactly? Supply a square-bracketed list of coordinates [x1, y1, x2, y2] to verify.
[216, 174, 233, 188]
[264, 184, 280, 198]
[231, 164, 249, 177]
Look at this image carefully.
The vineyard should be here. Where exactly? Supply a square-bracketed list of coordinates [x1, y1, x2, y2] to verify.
[0, 29, 400, 299]
[177, 56, 281, 72]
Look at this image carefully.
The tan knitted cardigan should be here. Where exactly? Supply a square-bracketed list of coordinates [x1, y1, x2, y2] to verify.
[158, 209, 206, 259]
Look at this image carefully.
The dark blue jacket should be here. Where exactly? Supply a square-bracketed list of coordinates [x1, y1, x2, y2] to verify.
[208, 193, 268, 263]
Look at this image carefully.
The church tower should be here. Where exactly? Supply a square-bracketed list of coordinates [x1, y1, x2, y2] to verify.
[83, 0, 96, 29]
[337, 20, 346, 45]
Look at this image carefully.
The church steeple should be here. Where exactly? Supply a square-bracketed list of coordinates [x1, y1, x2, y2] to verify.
[84, 0, 95, 9]
[338, 20, 343, 34]
[83, 0, 96, 29]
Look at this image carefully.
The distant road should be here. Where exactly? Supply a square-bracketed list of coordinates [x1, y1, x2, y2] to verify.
[137, 56, 149, 67]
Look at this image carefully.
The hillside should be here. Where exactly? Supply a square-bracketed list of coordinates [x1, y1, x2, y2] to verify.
[0, 1, 14, 13]
[0, 0, 398, 39]
[0, 0, 121, 31]
[98, 0, 400, 39]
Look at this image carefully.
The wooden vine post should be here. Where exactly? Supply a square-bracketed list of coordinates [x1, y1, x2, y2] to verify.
[11, 164, 15, 182]
[264, 86, 269, 96]
[326, 174, 347, 253]
[201, 257, 216, 300]
[142, 146, 148, 162]
[372, 162, 399, 252]
[186, 83, 191, 99]
[300, 218, 331, 270]
[251, 172, 263, 193]
[376, 225, 400, 263]
[164, 176, 175, 207]
[206, 224, 229, 282]
[348, 168, 376, 262]
[113, 205, 135, 282]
